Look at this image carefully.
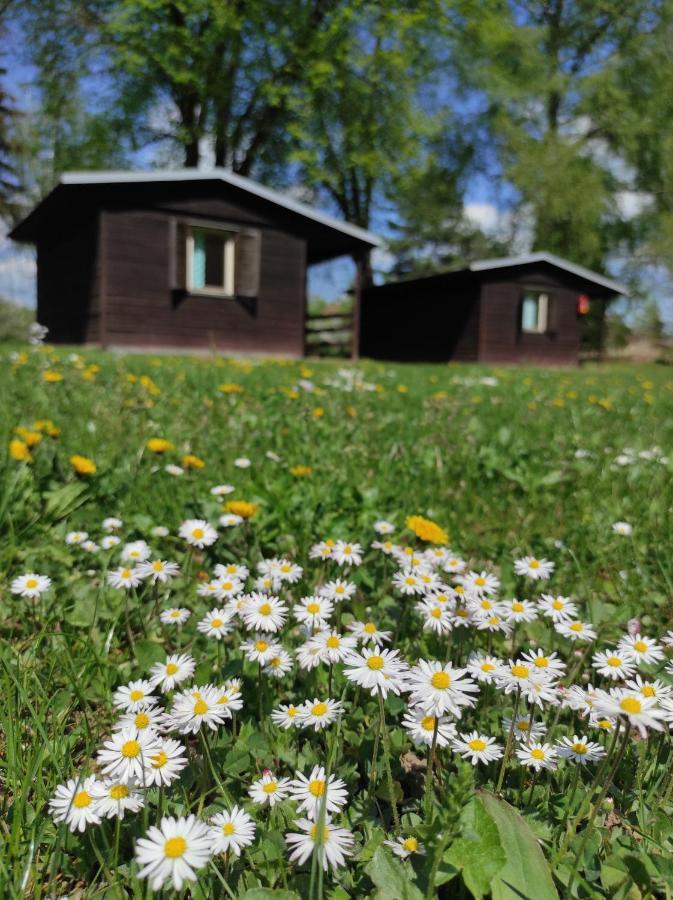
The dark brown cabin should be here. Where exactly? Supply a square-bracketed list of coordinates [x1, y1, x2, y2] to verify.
[360, 254, 626, 365]
[10, 170, 380, 355]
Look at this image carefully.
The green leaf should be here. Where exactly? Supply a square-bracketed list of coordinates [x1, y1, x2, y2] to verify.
[133, 639, 166, 670]
[478, 791, 558, 900]
[444, 797, 506, 898]
[43, 482, 89, 520]
[240, 890, 301, 900]
[365, 846, 424, 900]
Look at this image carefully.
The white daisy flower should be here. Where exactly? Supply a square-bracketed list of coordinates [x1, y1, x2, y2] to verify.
[451, 731, 503, 765]
[264, 649, 293, 679]
[107, 566, 144, 590]
[332, 541, 363, 567]
[10, 573, 52, 598]
[212, 577, 245, 599]
[275, 560, 303, 583]
[144, 738, 188, 787]
[520, 672, 560, 708]
[121, 540, 151, 563]
[209, 806, 256, 856]
[458, 570, 500, 596]
[555, 735, 606, 765]
[392, 570, 426, 596]
[112, 680, 158, 712]
[612, 521, 633, 536]
[102, 516, 123, 531]
[290, 766, 349, 820]
[625, 675, 672, 702]
[271, 703, 303, 730]
[308, 630, 358, 665]
[179, 519, 218, 548]
[297, 698, 344, 731]
[407, 660, 479, 717]
[385, 836, 424, 858]
[210, 484, 235, 496]
[234, 457, 251, 468]
[214, 561, 249, 581]
[319, 579, 357, 603]
[591, 649, 637, 681]
[91, 778, 145, 819]
[101, 535, 121, 550]
[135, 815, 212, 891]
[555, 620, 597, 642]
[442, 554, 467, 574]
[371, 539, 397, 555]
[502, 715, 547, 743]
[417, 599, 453, 634]
[374, 520, 395, 534]
[114, 707, 169, 734]
[519, 648, 567, 677]
[617, 634, 664, 665]
[249, 771, 291, 807]
[210, 685, 244, 716]
[165, 464, 184, 476]
[241, 593, 288, 632]
[81, 540, 100, 553]
[343, 646, 409, 697]
[137, 559, 180, 583]
[294, 595, 334, 628]
[97, 727, 161, 784]
[296, 642, 324, 671]
[220, 513, 243, 527]
[65, 531, 88, 545]
[466, 653, 502, 684]
[151, 526, 170, 538]
[160, 607, 191, 626]
[514, 556, 555, 580]
[516, 742, 557, 771]
[347, 620, 392, 644]
[538, 594, 577, 622]
[310, 540, 335, 560]
[285, 817, 354, 870]
[593, 688, 666, 738]
[149, 654, 196, 692]
[240, 635, 283, 665]
[197, 609, 233, 639]
[49, 775, 101, 832]
[503, 598, 539, 623]
[169, 685, 230, 734]
[401, 709, 456, 747]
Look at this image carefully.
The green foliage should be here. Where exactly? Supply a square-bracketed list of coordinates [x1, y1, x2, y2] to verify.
[0, 297, 33, 342]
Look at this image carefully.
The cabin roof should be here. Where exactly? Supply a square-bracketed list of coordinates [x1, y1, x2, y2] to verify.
[10, 169, 382, 262]
[468, 252, 627, 295]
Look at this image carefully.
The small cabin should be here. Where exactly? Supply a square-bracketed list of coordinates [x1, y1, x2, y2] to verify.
[360, 254, 627, 365]
[10, 170, 380, 355]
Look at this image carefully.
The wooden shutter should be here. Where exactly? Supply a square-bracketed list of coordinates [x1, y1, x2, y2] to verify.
[546, 292, 558, 332]
[170, 219, 188, 290]
[234, 229, 261, 297]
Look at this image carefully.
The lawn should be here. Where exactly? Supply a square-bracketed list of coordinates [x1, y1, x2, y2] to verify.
[2, 346, 673, 898]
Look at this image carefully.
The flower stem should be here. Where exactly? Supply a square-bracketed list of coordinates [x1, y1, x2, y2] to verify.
[496, 689, 520, 795]
[423, 718, 439, 821]
[378, 690, 400, 831]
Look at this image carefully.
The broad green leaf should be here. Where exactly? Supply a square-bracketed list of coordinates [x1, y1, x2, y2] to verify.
[478, 791, 558, 900]
[444, 796, 506, 898]
[365, 846, 424, 900]
[43, 482, 89, 520]
[133, 638, 166, 669]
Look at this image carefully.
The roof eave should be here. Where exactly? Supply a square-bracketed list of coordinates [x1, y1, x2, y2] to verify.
[469, 252, 627, 295]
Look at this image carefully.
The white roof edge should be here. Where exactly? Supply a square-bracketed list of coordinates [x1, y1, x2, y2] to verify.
[469, 252, 627, 295]
[60, 169, 382, 247]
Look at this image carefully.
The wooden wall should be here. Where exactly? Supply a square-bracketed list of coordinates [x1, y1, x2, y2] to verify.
[478, 267, 581, 365]
[100, 208, 307, 354]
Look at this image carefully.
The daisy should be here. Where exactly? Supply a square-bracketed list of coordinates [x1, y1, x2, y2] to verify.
[294, 596, 334, 628]
[165, 464, 184, 476]
[466, 653, 502, 684]
[332, 541, 363, 567]
[137, 559, 180, 583]
[160, 608, 191, 626]
[197, 609, 233, 639]
[371, 539, 396, 555]
[214, 561, 249, 581]
[144, 738, 188, 787]
[520, 672, 560, 709]
[240, 635, 282, 665]
[285, 818, 354, 870]
[101, 535, 121, 550]
[135, 815, 212, 891]
[65, 531, 88, 545]
[319, 579, 357, 603]
[458, 570, 500, 596]
[107, 567, 144, 590]
[81, 540, 100, 553]
[374, 520, 395, 534]
[276, 560, 303, 584]
[617, 634, 664, 665]
[418, 599, 453, 634]
[97, 728, 161, 784]
[213, 577, 245, 599]
[49, 775, 102, 832]
[112, 679, 158, 712]
[392, 570, 426, 596]
[612, 521, 633, 536]
[210, 484, 235, 497]
[555, 735, 606, 765]
[593, 688, 666, 737]
[296, 642, 324, 671]
[211, 685, 244, 716]
[10, 573, 51, 598]
[242, 594, 288, 632]
[502, 715, 547, 743]
[343, 646, 409, 697]
[102, 516, 123, 531]
[407, 660, 479, 717]
[519, 648, 567, 677]
[264, 650, 293, 678]
[209, 806, 256, 856]
[249, 771, 292, 807]
[310, 540, 336, 560]
[114, 707, 169, 735]
[563, 684, 601, 717]
[169, 685, 230, 734]
[401, 709, 456, 747]
[451, 731, 503, 766]
[503, 598, 538, 623]
[271, 703, 303, 730]
[347, 620, 392, 644]
[290, 766, 348, 820]
[555, 620, 597, 642]
[442, 554, 467, 574]
[514, 556, 555, 580]
[234, 457, 251, 468]
[179, 519, 218, 548]
[309, 630, 358, 665]
[538, 594, 577, 622]
[121, 540, 151, 563]
[385, 836, 424, 859]
[591, 649, 637, 681]
[149, 654, 196, 692]
[516, 743, 557, 771]
[151, 526, 170, 538]
[220, 513, 243, 527]
[298, 698, 344, 731]
[91, 778, 145, 819]
[625, 675, 672, 702]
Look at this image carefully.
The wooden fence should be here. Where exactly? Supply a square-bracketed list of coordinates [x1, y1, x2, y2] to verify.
[304, 311, 354, 357]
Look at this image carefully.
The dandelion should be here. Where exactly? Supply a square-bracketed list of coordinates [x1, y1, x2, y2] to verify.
[285, 818, 354, 870]
[149, 654, 196, 692]
[516, 742, 557, 771]
[179, 519, 218, 548]
[385, 836, 425, 858]
[298, 698, 343, 731]
[182, 454, 205, 469]
[406, 514, 448, 545]
[49, 775, 102, 832]
[160, 608, 191, 626]
[91, 778, 145, 819]
[70, 454, 96, 475]
[10, 573, 51, 598]
[224, 500, 258, 519]
[209, 806, 256, 856]
[146, 438, 174, 453]
[135, 815, 212, 891]
[97, 728, 161, 783]
[514, 556, 555, 580]
[290, 766, 349, 820]
[451, 731, 504, 766]
[249, 771, 292, 807]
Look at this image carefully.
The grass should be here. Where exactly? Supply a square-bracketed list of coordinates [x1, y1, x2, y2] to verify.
[2, 346, 673, 898]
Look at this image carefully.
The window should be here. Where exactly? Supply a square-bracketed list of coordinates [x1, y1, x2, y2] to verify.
[521, 291, 549, 334]
[186, 226, 235, 296]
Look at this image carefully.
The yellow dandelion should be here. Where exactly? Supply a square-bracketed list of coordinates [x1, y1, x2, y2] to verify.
[70, 454, 96, 475]
[218, 383, 243, 394]
[224, 500, 258, 519]
[9, 439, 32, 462]
[312, 407, 324, 418]
[290, 465, 313, 477]
[181, 454, 205, 469]
[14, 427, 42, 447]
[42, 370, 63, 383]
[406, 515, 448, 546]
[146, 438, 174, 454]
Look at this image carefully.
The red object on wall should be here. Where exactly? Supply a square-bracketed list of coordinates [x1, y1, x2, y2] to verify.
[577, 294, 590, 315]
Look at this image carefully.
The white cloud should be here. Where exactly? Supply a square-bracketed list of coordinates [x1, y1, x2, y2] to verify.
[464, 202, 500, 232]
[615, 191, 653, 219]
[0, 227, 36, 307]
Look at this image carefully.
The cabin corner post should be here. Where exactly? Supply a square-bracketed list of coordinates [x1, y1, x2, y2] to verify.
[99, 210, 109, 349]
[351, 252, 365, 361]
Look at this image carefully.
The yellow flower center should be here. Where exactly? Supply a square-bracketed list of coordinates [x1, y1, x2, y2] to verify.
[607, 656, 622, 668]
[534, 657, 549, 668]
[223, 822, 235, 835]
[222, 582, 233, 590]
[307, 603, 320, 614]
[152, 561, 163, 571]
[481, 662, 495, 672]
[431, 608, 441, 618]
[343, 545, 352, 553]
[308, 779, 325, 797]
[569, 622, 583, 632]
[218, 694, 230, 704]
[517, 721, 530, 732]
[255, 640, 269, 653]
[529, 559, 540, 569]
[259, 603, 272, 616]
[367, 655, 385, 670]
[402, 837, 418, 853]
[633, 641, 647, 653]
[121, 569, 131, 578]
[405, 576, 416, 586]
[170, 610, 181, 618]
[620, 697, 642, 714]
[26, 578, 38, 589]
[262, 781, 277, 794]
[135, 712, 150, 728]
[511, 602, 524, 613]
[311, 702, 328, 717]
[364, 623, 376, 633]
[531, 748, 545, 760]
[129, 690, 144, 701]
[326, 636, 340, 649]
[287, 706, 299, 717]
[511, 665, 529, 679]
[421, 716, 436, 731]
[598, 719, 613, 730]
[641, 685, 656, 697]
[110, 784, 130, 800]
[164, 837, 187, 859]
[309, 824, 331, 842]
[121, 740, 141, 758]
[335, 586, 345, 594]
[480, 599, 492, 610]
[165, 663, 178, 675]
[193, 699, 208, 715]
[192, 528, 204, 539]
[73, 790, 92, 808]
[475, 576, 486, 586]
[572, 743, 588, 755]
[151, 751, 168, 768]
[211, 618, 223, 628]
[552, 599, 564, 610]
[431, 671, 450, 690]
[468, 739, 486, 752]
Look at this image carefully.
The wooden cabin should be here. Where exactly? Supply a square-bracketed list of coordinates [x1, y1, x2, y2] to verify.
[10, 170, 380, 355]
[360, 254, 626, 365]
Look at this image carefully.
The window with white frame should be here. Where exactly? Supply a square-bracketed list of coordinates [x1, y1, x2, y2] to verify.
[521, 291, 549, 334]
[186, 226, 236, 296]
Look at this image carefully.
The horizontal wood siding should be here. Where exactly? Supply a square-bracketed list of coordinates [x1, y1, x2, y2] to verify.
[360, 278, 480, 362]
[479, 268, 581, 364]
[103, 210, 306, 354]
[36, 215, 100, 343]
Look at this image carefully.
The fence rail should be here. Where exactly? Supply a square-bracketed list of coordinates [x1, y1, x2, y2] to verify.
[305, 311, 354, 357]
